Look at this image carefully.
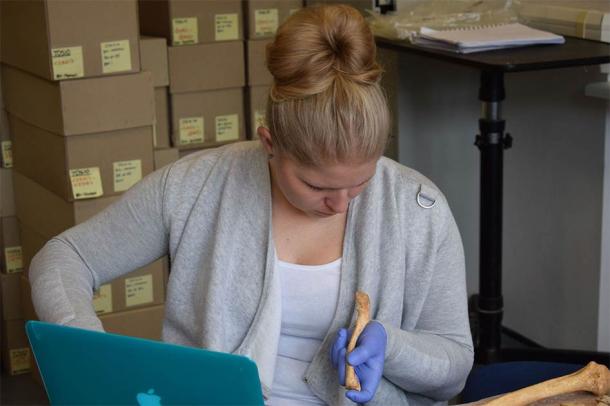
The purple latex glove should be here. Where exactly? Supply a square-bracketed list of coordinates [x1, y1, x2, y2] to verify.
[330, 321, 387, 404]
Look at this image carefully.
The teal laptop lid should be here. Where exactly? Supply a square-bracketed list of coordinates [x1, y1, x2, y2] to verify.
[26, 320, 264, 405]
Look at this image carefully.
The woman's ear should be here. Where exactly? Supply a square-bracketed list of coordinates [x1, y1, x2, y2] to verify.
[257, 127, 273, 155]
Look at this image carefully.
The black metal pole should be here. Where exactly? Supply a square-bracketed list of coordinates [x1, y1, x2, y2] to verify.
[475, 70, 512, 364]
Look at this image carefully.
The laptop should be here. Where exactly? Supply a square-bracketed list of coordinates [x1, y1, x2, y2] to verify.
[26, 320, 265, 405]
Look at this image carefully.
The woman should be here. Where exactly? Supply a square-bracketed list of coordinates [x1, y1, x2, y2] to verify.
[30, 4, 473, 405]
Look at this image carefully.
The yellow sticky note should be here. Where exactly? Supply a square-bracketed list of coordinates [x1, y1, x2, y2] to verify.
[100, 40, 132, 74]
[93, 284, 113, 314]
[125, 274, 153, 307]
[9, 348, 31, 375]
[69, 167, 104, 200]
[215, 14, 239, 41]
[173, 17, 198, 45]
[216, 114, 239, 142]
[255, 9, 279, 37]
[51, 46, 84, 80]
[113, 159, 142, 193]
[179, 117, 204, 145]
[1, 140, 13, 168]
[4, 246, 23, 273]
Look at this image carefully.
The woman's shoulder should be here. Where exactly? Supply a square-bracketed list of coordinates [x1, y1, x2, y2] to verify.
[165, 141, 264, 183]
[375, 156, 447, 208]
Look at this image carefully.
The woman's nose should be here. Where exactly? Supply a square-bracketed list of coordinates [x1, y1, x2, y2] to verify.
[325, 190, 350, 213]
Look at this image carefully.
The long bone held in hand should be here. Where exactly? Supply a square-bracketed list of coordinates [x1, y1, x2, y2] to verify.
[484, 361, 610, 406]
[345, 291, 371, 391]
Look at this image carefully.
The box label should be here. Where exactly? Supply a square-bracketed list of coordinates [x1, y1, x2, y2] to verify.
[113, 160, 142, 193]
[93, 284, 112, 314]
[173, 17, 198, 45]
[100, 40, 132, 74]
[51, 46, 84, 80]
[255, 9, 279, 37]
[215, 14, 239, 41]
[179, 117, 204, 145]
[216, 114, 239, 142]
[4, 246, 23, 273]
[1, 140, 13, 168]
[8, 348, 31, 375]
[69, 167, 104, 199]
[125, 274, 153, 307]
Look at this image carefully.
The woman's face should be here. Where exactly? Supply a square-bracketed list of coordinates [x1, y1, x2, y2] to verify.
[270, 153, 378, 218]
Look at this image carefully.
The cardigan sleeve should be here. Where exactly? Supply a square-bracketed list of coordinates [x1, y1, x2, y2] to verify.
[382, 203, 474, 401]
[28, 166, 172, 332]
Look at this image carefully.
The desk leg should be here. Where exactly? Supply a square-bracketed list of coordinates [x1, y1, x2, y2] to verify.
[475, 70, 512, 364]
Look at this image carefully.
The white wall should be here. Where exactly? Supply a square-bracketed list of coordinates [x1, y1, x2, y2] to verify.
[395, 51, 607, 351]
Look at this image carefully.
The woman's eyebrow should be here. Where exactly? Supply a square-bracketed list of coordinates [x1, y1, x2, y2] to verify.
[302, 175, 374, 191]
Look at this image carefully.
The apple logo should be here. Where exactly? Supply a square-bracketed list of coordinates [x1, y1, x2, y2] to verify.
[136, 388, 162, 406]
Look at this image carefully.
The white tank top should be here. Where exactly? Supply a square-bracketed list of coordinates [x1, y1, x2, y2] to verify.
[268, 256, 342, 405]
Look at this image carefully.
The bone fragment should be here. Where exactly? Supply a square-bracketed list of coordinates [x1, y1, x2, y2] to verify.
[345, 291, 371, 391]
[484, 362, 610, 406]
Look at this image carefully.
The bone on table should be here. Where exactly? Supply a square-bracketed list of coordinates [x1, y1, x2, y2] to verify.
[345, 291, 371, 391]
[483, 362, 610, 406]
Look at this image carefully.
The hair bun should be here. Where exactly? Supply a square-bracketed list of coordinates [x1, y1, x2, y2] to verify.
[266, 4, 382, 101]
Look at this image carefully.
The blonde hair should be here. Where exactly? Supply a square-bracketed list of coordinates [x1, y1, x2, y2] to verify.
[265, 4, 390, 166]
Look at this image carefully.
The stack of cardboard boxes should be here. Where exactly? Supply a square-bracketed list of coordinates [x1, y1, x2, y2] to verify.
[140, 36, 180, 169]
[0, 0, 168, 376]
[244, 1, 302, 139]
[139, 0, 247, 155]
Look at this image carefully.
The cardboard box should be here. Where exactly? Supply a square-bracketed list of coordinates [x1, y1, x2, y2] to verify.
[154, 148, 180, 170]
[1, 0, 140, 81]
[154, 88, 171, 149]
[1, 319, 31, 375]
[168, 41, 245, 93]
[18, 223, 49, 274]
[11, 116, 154, 202]
[139, 0, 243, 45]
[2, 66, 154, 136]
[1, 273, 23, 320]
[93, 258, 166, 316]
[101, 304, 165, 341]
[13, 171, 119, 240]
[244, 0, 303, 39]
[1, 168, 15, 217]
[247, 86, 270, 139]
[140, 36, 169, 87]
[246, 40, 273, 86]
[1, 216, 23, 274]
[170, 88, 245, 148]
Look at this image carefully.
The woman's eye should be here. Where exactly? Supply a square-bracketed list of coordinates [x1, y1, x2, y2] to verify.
[306, 183, 323, 191]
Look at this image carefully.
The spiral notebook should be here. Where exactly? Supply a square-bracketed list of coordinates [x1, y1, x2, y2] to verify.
[413, 23, 565, 54]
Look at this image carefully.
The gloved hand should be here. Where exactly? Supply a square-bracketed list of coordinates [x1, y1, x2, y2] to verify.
[330, 321, 387, 404]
